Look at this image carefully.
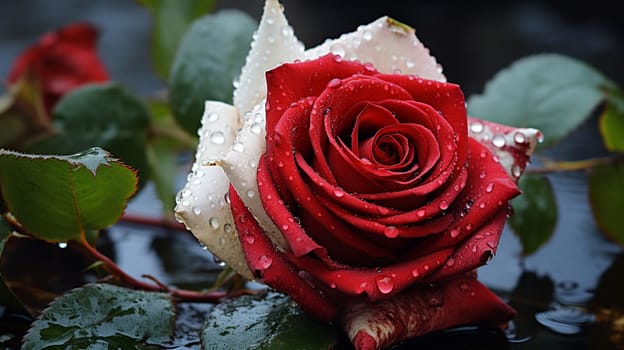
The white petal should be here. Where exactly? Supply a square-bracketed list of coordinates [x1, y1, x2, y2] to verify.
[220, 101, 289, 250]
[175, 101, 253, 279]
[304, 17, 446, 82]
[233, 0, 304, 116]
[467, 118, 543, 181]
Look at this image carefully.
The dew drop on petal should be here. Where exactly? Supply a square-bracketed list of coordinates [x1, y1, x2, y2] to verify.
[363, 30, 373, 41]
[446, 257, 456, 267]
[333, 188, 345, 198]
[439, 200, 449, 210]
[486, 182, 495, 193]
[513, 131, 526, 144]
[209, 217, 220, 230]
[450, 227, 461, 238]
[411, 268, 420, 278]
[210, 131, 225, 145]
[356, 282, 368, 294]
[255, 255, 273, 270]
[207, 112, 219, 123]
[232, 142, 244, 152]
[250, 122, 262, 135]
[375, 276, 394, 294]
[327, 78, 342, 89]
[192, 206, 201, 215]
[329, 43, 346, 57]
[512, 164, 522, 177]
[384, 226, 399, 238]
[242, 231, 255, 244]
[536, 131, 545, 143]
[469, 121, 484, 133]
[492, 134, 506, 148]
[417, 209, 426, 218]
[58, 242, 68, 249]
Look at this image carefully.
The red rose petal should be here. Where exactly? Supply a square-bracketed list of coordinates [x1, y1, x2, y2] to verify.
[288, 247, 454, 300]
[342, 276, 516, 350]
[229, 185, 337, 322]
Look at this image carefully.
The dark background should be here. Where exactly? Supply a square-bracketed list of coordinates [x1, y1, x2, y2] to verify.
[1, 0, 622, 96]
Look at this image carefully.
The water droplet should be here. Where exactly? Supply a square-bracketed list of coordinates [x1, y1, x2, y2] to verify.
[232, 142, 244, 152]
[536, 131, 545, 143]
[512, 164, 522, 177]
[478, 202, 486, 209]
[479, 170, 487, 179]
[207, 112, 219, 123]
[459, 282, 470, 292]
[513, 131, 526, 144]
[281, 25, 294, 37]
[255, 255, 273, 270]
[199, 242, 208, 250]
[411, 268, 420, 277]
[446, 257, 455, 267]
[223, 223, 233, 233]
[356, 282, 368, 294]
[363, 30, 373, 41]
[327, 78, 342, 89]
[209, 217, 220, 230]
[210, 131, 225, 145]
[250, 122, 262, 134]
[492, 134, 506, 148]
[58, 242, 68, 249]
[375, 276, 394, 294]
[333, 188, 345, 198]
[247, 190, 255, 198]
[450, 227, 461, 238]
[417, 209, 426, 218]
[192, 206, 201, 215]
[242, 230, 255, 244]
[486, 182, 494, 193]
[428, 296, 442, 307]
[469, 121, 484, 133]
[281, 224, 289, 231]
[384, 226, 399, 238]
[439, 200, 449, 210]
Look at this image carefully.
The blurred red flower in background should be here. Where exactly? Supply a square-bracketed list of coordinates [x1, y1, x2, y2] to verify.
[7, 22, 109, 117]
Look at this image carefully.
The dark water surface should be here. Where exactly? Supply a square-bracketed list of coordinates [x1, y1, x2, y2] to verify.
[1, 0, 623, 349]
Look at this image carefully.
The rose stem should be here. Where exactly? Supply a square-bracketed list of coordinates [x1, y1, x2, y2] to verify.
[77, 237, 227, 302]
[120, 213, 187, 232]
[527, 155, 622, 174]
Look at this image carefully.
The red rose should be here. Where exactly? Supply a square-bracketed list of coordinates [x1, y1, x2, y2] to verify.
[228, 54, 518, 346]
[7, 22, 108, 116]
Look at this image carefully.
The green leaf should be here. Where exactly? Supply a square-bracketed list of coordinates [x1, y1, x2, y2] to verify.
[599, 87, 624, 153]
[589, 161, 624, 245]
[0, 147, 137, 242]
[31, 83, 151, 187]
[170, 10, 256, 134]
[468, 54, 612, 148]
[509, 174, 558, 256]
[202, 291, 337, 350]
[22, 283, 175, 350]
[138, 0, 216, 80]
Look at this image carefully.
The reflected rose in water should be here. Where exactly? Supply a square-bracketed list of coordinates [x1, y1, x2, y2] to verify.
[175, 0, 541, 348]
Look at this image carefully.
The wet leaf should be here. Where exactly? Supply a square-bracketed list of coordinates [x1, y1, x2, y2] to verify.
[599, 87, 624, 153]
[509, 174, 558, 256]
[170, 10, 256, 134]
[22, 283, 175, 350]
[588, 161, 624, 245]
[202, 291, 337, 350]
[468, 54, 612, 148]
[30, 83, 151, 187]
[0, 147, 137, 242]
[138, 0, 215, 80]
